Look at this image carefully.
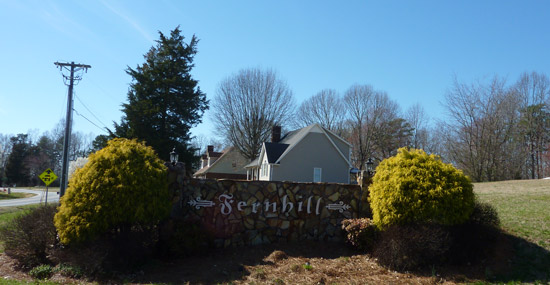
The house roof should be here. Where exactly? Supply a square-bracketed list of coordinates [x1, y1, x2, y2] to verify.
[275, 124, 352, 165]
[244, 157, 259, 168]
[245, 123, 352, 168]
[244, 134, 293, 168]
[264, 142, 289, 163]
[207, 151, 224, 158]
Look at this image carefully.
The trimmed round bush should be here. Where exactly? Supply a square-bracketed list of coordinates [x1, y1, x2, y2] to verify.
[54, 138, 170, 244]
[468, 200, 500, 228]
[369, 148, 475, 229]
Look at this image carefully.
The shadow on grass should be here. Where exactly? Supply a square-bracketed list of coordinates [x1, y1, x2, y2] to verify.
[408, 231, 550, 284]
[457, 231, 550, 283]
[493, 232, 550, 283]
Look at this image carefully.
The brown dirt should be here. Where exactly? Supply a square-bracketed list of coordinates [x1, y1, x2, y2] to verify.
[0, 239, 514, 284]
[0, 254, 82, 284]
[0, 254, 30, 282]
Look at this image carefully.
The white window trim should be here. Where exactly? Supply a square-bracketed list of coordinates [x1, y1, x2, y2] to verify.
[261, 162, 270, 179]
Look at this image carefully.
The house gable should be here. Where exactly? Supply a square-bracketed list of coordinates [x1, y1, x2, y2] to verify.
[272, 131, 350, 183]
[246, 124, 352, 183]
[209, 148, 247, 173]
[259, 150, 270, 181]
[276, 124, 351, 167]
[194, 147, 248, 179]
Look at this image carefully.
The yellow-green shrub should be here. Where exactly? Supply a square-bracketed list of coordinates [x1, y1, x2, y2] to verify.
[369, 148, 474, 229]
[54, 138, 170, 244]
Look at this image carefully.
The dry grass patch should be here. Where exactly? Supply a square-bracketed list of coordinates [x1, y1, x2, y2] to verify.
[265, 250, 288, 262]
[240, 252, 447, 284]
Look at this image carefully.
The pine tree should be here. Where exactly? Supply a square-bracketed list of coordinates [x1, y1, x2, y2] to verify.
[115, 27, 208, 164]
[5, 134, 31, 186]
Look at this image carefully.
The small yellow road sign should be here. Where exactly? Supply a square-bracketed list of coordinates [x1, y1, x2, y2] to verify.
[39, 168, 58, 186]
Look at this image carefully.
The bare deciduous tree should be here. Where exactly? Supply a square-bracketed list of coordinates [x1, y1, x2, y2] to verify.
[68, 132, 93, 161]
[405, 103, 430, 150]
[443, 76, 522, 182]
[514, 71, 550, 179]
[212, 68, 295, 161]
[294, 89, 345, 135]
[343, 84, 377, 169]
[45, 119, 93, 173]
[343, 85, 408, 168]
[369, 92, 411, 159]
[191, 134, 226, 156]
[423, 121, 448, 158]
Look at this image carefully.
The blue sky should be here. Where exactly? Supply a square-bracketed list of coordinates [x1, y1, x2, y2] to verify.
[1, 0, 549, 141]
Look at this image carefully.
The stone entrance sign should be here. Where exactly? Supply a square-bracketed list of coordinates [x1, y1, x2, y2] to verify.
[168, 164, 370, 247]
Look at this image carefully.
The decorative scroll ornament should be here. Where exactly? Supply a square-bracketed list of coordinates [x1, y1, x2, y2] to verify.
[187, 196, 215, 209]
[326, 201, 351, 213]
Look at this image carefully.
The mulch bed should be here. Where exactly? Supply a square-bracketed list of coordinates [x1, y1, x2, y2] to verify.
[0, 237, 516, 284]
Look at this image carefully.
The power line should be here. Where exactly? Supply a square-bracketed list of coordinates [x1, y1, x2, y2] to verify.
[74, 92, 110, 130]
[73, 108, 109, 134]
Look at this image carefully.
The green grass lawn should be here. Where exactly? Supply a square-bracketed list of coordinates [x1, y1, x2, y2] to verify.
[474, 179, 550, 282]
[0, 192, 28, 200]
[474, 179, 550, 251]
[0, 204, 42, 253]
[0, 204, 40, 224]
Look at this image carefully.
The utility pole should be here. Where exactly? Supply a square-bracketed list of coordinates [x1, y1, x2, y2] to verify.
[54, 61, 91, 197]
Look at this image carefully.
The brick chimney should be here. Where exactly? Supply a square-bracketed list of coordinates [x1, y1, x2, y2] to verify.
[271, 126, 281, 143]
[207, 145, 214, 153]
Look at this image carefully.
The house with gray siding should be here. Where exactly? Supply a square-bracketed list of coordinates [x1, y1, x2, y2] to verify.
[245, 124, 352, 183]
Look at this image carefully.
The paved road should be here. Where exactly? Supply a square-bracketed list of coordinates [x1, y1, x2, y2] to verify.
[0, 189, 59, 207]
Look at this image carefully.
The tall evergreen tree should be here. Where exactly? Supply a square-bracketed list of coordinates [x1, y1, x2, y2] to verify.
[115, 27, 208, 164]
[25, 135, 56, 185]
[5, 134, 31, 186]
[90, 134, 110, 153]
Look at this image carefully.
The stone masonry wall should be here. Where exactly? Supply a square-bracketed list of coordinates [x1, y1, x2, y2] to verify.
[167, 163, 370, 247]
